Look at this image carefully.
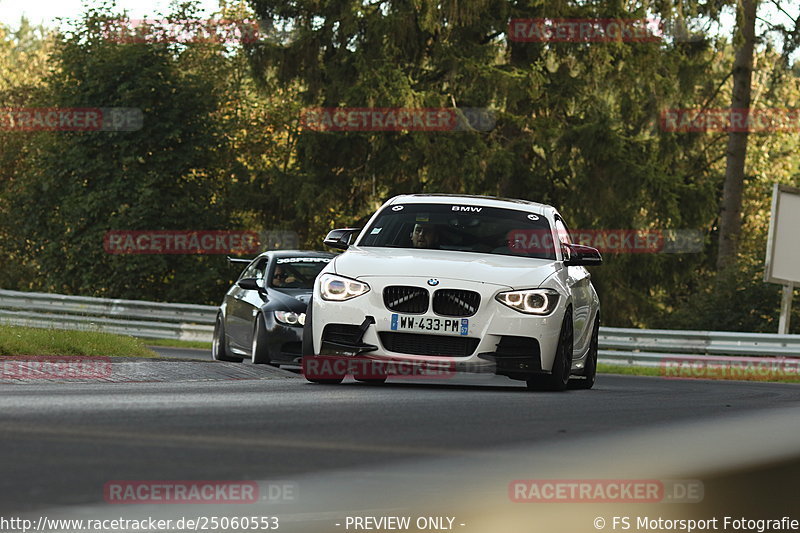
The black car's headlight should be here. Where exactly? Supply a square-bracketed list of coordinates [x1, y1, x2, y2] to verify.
[496, 289, 560, 315]
[319, 273, 370, 301]
[274, 311, 306, 326]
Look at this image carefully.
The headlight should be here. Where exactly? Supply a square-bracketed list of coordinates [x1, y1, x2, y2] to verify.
[319, 273, 370, 301]
[496, 289, 560, 315]
[274, 311, 306, 326]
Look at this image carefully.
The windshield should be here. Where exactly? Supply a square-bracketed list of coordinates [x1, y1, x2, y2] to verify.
[358, 203, 556, 260]
[269, 257, 330, 289]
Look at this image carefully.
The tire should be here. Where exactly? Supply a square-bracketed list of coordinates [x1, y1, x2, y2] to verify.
[301, 298, 314, 357]
[527, 308, 572, 391]
[306, 377, 345, 385]
[355, 377, 387, 385]
[570, 313, 599, 390]
[212, 314, 243, 363]
[251, 313, 273, 365]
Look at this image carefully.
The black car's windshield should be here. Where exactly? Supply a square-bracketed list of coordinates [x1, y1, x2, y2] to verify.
[358, 203, 556, 260]
[269, 257, 330, 289]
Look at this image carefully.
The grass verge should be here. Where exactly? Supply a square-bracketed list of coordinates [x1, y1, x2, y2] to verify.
[598, 363, 661, 377]
[142, 338, 212, 350]
[598, 363, 800, 383]
[0, 325, 157, 358]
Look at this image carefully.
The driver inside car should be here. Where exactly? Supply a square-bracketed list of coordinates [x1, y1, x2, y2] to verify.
[272, 265, 299, 287]
[410, 223, 441, 249]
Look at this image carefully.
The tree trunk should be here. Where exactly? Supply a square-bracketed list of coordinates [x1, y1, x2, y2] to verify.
[717, 0, 758, 270]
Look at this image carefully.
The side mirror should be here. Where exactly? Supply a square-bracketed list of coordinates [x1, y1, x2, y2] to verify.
[238, 277, 268, 300]
[237, 278, 262, 291]
[323, 228, 361, 250]
[563, 244, 603, 266]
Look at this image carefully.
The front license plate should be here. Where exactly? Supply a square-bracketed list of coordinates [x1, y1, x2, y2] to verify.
[390, 314, 469, 336]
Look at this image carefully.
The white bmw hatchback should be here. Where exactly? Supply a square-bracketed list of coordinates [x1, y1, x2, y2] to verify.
[302, 194, 602, 391]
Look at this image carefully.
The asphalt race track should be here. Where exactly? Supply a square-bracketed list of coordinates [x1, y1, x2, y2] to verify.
[1, 349, 799, 531]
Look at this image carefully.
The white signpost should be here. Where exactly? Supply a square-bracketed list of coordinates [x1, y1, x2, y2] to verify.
[764, 184, 800, 334]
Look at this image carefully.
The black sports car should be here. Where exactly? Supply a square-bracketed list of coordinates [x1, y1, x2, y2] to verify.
[213, 250, 335, 365]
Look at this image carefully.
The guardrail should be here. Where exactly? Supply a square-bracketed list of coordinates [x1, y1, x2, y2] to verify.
[598, 327, 800, 366]
[0, 289, 216, 342]
[1, 289, 798, 362]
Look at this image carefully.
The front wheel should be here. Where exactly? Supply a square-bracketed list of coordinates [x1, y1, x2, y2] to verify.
[570, 314, 599, 390]
[527, 308, 572, 392]
[212, 314, 243, 363]
[251, 313, 273, 365]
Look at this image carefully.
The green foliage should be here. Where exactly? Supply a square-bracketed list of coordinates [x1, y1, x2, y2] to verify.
[654, 254, 800, 334]
[244, 0, 725, 325]
[3, 5, 247, 303]
[0, 19, 56, 289]
[1, 1, 799, 331]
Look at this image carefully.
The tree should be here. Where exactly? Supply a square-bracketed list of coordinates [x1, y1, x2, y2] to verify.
[717, 0, 758, 270]
[244, 0, 723, 325]
[3, 5, 245, 303]
[0, 19, 55, 289]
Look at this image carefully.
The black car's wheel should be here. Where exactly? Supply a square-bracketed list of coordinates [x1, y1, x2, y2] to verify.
[251, 313, 273, 365]
[570, 313, 599, 390]
[212, 314, 243, 363]
[527, 307, 572, 392]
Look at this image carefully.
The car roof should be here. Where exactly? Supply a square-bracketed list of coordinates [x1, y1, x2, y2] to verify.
[269, 250, 334, 257]
[385, 194, 556, 216]
[251, 250, 335, 261]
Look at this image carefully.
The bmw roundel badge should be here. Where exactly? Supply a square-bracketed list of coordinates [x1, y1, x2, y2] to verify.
[427, 279, 439, 286]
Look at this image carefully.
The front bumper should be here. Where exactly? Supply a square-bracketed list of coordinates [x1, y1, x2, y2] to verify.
[264, 314, 304, 364]
[309, 276, 565, 377]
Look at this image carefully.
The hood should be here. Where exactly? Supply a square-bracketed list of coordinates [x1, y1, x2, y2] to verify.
[269, 288, 312, 310]
[332, 247, 559, 289]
